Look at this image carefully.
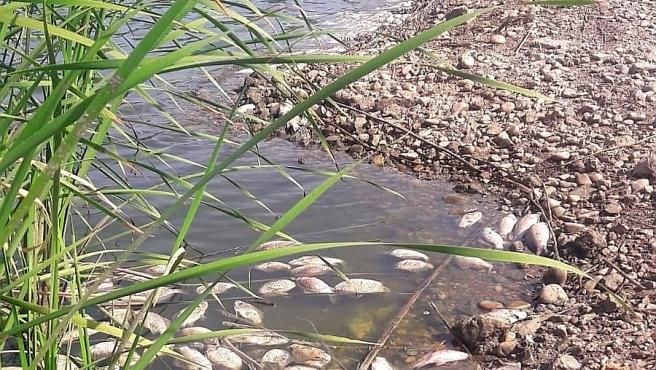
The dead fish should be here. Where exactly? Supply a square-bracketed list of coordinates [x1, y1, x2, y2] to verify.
[334, 279, 389, 295]
[484, 309, 528, 324]
[386, 249, 429, 261]
[61, 327, 98, 343]
[56, 355, 79, 370]
[145, 264, 168, 276]
[114, 287, 183, 306]
[262, 348, 292, 370]
[394, 259, 434, 273]
[290, 264, 332, 277]
[295, 277, 334, 294]
[525, 222, 550, 255]
[372, 357, 394, 370]
[176, 301, 208, 327]
[481, 227, 505, 249]
[253, 262, 291, 273]
[196, 282, 236, 295]
[498, 213, 518, 239]
[458, 211, 483, 228]
[453, 256, 493, 271]
[173, 346, 212, 370]
[106, 308, 131, 324]
[258, 279, 296, 296]
[179, 326, 219, 348]
[412, 349, 469, 368]
[234, 300, 264, 324]
[288, 344, 331, 369]
[206, 346, 243, 370]
[288, 255, 345, 266]
[511, 213, 540, 241]
[256, 240, 297, 251]
[90, 340, 117, 361]
[225, 331, 289, 346]
[142, 311, 172, 335]
[283, 366, 317, 370]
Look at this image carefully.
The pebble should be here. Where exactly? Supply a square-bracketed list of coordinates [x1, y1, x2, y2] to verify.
[500, 101, 515, 113]
[262, 349, 292, 370]
[539, 284, 569, 305]
[395, 259, 435, 272]
[458, 53, 476, 69]
[631, 179, 653, 193]
[481, 227, 505, 249]
[478, 300, 504, 310]
[458, 211, 483, 228]
[604, 202, 622, 215]
[574, 173, 592, 185]
[563, 222, 585, 234]
[490, 34, 507, 44]
[549, 151, 571, 161]
[554, 354, 581, 369]
[543, 267, 568, 285]
[524, 222, 550, 255]
[196, 282, 236, 295]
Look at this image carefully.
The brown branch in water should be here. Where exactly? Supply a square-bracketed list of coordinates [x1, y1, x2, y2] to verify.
[357, 255, 453, 370]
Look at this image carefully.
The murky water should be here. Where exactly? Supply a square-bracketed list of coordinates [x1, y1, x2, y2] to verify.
[61, 2, 536, 370]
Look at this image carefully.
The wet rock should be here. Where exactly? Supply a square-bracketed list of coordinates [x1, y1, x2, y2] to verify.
[553, 354, 581, 370]
[452, 309, 527, 354]
[539, 284, 569, 305]
[543, 267, 568, 285]
[458, 211, 482, 228]
[479, 300, 504, 310]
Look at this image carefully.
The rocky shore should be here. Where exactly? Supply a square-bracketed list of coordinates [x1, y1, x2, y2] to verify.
[239, 0, 656, 368]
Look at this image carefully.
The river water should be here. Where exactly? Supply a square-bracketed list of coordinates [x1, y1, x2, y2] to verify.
[81, 1, 535, 369]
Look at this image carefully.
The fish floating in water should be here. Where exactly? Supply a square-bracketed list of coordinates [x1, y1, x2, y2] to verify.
[206, 346, 243, 370]
[253, 262, 292, 273]
[288, 255, 345, 267]
[89, 340, 118, 361]
[283, 366, 318, 370]
[111, 286, 183, 306]
[412, 349, 469, 368]
[372, 356, 395, 370]
[234, 300, 264, 325]
[295, 277, 334, 294]
[196, 282, 236, 295]
[256, 240, 298, 251]
[176, 301, 208, 327]
[173, 346, 212, 370]
[142, 311, 171, 335]
[262, 348, 292, 369]
[394, 259, 434, 273]
[453, 256, 493, 271]
[334, 279, 389, 295]
[290, 264, 332, 278]
[498, 213, 517, 240]
[178, 326, 218, 349]
[458, 211, 482, 228]
[480, 227, 505, 249]
[288, 344, 332, 369]
[511, 213, 540, 241]
[525, 222, 550, 255]
[258, 279, 296, 296]
[386, 249, 429, 261]
[225, 331, 289, 346]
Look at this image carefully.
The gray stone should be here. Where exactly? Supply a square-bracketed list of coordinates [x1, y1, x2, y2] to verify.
[539, 284, 569, 305]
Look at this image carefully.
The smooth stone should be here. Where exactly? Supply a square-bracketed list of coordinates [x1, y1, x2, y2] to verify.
[490, 34, 507, 44]
[574, 173, 592, 185]
[632, 179, 653, 193]
[479, 300, 505, 310]
[458, 53, 476, 69]
[549, 151, 571, 161]
[539, 284, 569, 305]
[563, 222, 585, 234]
[553, 354, 581, 369]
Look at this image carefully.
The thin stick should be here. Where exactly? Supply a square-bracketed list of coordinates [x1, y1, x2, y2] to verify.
[514, 23, 534, 55]
[357, 255, 453, 370]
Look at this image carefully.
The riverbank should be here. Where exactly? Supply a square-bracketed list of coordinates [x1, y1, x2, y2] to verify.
[239, 0, 656, 368]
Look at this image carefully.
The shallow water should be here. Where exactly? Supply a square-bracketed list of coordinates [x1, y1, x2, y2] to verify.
[62, 2, 536, 369]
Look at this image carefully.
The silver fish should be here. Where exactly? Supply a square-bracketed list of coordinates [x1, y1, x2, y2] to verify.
[295, 277, 334, 294]
[262, 348, 292, 370]
[386, 249, 429, 261]
[453, 256, 493, 271]
[288, 344, 331, 369]
[179, 326, 218, 348]
[334, 279, 389, 295]
[458, 211, 482, 228]
[256, 240, 298, 251]
[288, 256, 344, 266]
[90, 340, 118, 361]
[512, 213, 540, 241]
[498, 213, 518, 239]
[394, 259, 434, 273]
[173, 346, 212, 370]
[196, 282, 236, 295]
[481, 227, 505, 249]
[253, 262, 291, 273]
[176, 301, 208, 327]
[290, 264, 332, 277]
[258, 279, 296, 296]
[234, 300, 264, 324]
[145, 264, 168, 276]
[525, 222, 550, 255]
[412, 349, 469, 368]
[372, 356, 395, 370]
[206, 346, 243, 370]
[225, 331, 289, 346]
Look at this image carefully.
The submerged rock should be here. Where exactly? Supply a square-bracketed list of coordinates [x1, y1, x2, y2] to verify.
[412, 350, 469, 368]
[178, 326, 219, 348]
[458, 211, 483, 228]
